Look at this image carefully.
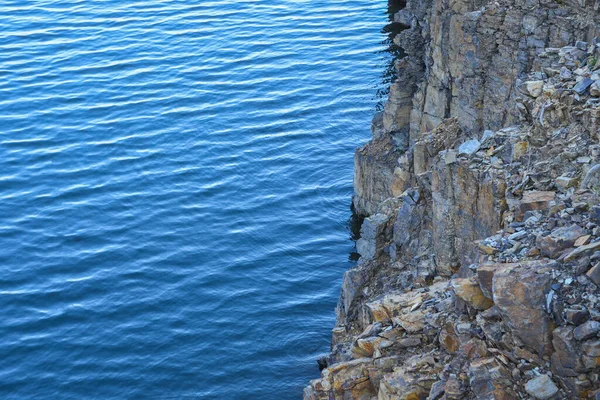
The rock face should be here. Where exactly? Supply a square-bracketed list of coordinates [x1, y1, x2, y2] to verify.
[304, 0, 600, 398]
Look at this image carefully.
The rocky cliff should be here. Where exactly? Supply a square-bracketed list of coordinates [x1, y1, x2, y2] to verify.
[305, 0, 600, 398]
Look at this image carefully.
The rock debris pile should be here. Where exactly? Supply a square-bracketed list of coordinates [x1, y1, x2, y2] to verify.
[304, 0, 600, 398]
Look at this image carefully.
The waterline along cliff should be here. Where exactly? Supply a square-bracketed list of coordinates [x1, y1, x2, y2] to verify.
[305, 0, 600, 398]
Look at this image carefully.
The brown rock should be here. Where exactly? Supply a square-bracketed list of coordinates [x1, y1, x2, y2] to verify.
[492, 262, 554, 356]
[551, 326, 584, 376]
[477, 263, 510, 299]
[306, 358, 376, 400]
[353, 336, 384, 358]
[468, 358, 515, 400]
[439, 323, 459, 353]
[393, 309, 427, 333]
[536, 225, 585, 258]
[516, 191, 555, 221]
[574, 234, 591, 247]
[573, 320, 600, 341]
[586, 263, 600, 286]
[582, 340, 600, 357]
[378, 355, 440, 400]
[451, 277, 494, 310]
[564, 241, 600, 262]
[565, 307, 589, 325]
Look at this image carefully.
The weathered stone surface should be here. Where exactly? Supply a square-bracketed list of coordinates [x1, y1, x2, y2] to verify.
[586, 263, 600, 286]
[451, 277, 494, 310]
[432, 160, 505, 275]
[524, 375, 559, 399]
[305, 358, 376, 400]
[378, 355, 440, 400]
[536, 225, 585, 258]
[492, 262, 554, 356]
[581, 164, 600, 190]
[458, 139, 480, 155]
[468, 358, 514, 399]
[516, 191, 555, 221]
[565, 241, 600, 262]
[306, 0, 600, 397]
[356, 213, 391, 260]
[573, 320, 600, 341]
[551, 326, 584, 376]
[353, 136, 403, 216]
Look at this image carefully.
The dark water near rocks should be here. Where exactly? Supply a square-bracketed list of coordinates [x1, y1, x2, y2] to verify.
[0, 1, 397, 398]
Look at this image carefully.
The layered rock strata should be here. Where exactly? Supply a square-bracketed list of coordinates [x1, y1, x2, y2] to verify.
[305, 0, 600, 398]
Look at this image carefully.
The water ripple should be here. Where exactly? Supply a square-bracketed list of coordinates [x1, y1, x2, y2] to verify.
[0, 0, 391, 398]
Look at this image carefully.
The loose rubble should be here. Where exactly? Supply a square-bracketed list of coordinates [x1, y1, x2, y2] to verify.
[304, 0, 600, 398]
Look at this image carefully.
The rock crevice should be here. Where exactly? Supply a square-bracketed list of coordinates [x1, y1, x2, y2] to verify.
[305, 0, 600, 398]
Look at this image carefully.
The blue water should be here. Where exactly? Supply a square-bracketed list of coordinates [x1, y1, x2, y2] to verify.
[0, 1, 393, 398]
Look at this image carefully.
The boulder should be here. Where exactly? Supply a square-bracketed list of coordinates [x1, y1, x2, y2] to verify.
[492, 262, 554, 356]
[524, 375, 559, 399]
[516, 191, 555, 221]
[573, 320, 600, 341]
[451, 277, 494, 310]
[536, 225, 585, 258]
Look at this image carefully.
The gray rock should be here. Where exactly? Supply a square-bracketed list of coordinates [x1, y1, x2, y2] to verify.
[508, 230, 528, 241]
[458, 139, 481, 155]
[524, 375, 559, 399]
[586, 263, 600, 286]
[479, 130, 496, 148]
[574, 320, 600, 341]
[370, 112, 385, 140]
[581, 164, 600, 190]
[591, 81, 600, 97]
[356, 213, 389, 260]
[560, 67, 573, 80]
[573, 78, 595, 94]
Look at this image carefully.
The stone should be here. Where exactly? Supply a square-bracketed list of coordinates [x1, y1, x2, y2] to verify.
[513, 141, 529, 159]
[574, 320, 600, 341]
[378, 355, 440, 400]
[396, 337, 421, 348]
[353, 336, 384, 357]
[581, 164, 600, 190]
[508, 230, 527, 241]
[356, 213, 390, 260]
[565, 307, 590, 325]
[591, 81, 600, 97]
[306, 358, 376, 399]
[574, 235, 591, 247]
[493, 262, 554, 356]
[583, 340, 600, 357]
[565, 241, 600, 262]
[371, 111, 385, 140]
[551, 326, 585, 376]
[458, 139, 481, 155]
[573, 78, 595, 94]
[393, 309, 427, 333]
[468, 358, 514, 399]
[586, 263, 600, 286]
[536, 225, 586, 258]
[451, 277, 494, 310]
[591, 206, 600, 225]
[516, 191, 555, 221]
[556, 175, 578, 189]
[444, 149, 457, 164]
[479, 130, 496, 148]
[523, 80, 544, 97]
[477, 264, 508, 299]
[524, 375, 559, 399]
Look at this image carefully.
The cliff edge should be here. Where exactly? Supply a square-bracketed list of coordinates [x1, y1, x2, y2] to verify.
[305, 0, 600, 398]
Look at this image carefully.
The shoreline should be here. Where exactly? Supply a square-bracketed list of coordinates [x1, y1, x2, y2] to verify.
[305, 0, 600, 398]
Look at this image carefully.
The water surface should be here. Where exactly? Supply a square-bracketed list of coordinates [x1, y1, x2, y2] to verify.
[0, 1, 393, 398]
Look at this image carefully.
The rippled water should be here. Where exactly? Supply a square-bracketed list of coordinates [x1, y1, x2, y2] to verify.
[0, 1, 394, 398]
